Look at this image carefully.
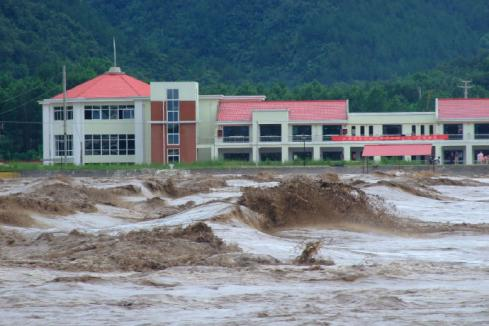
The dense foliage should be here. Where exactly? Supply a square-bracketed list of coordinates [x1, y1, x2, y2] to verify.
[2, 0, 489, 159]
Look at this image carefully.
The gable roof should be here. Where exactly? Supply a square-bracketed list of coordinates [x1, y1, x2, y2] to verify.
[51, 72, 150, 100]
[217, 100, 348, 122]
[438, 98, 489, 120]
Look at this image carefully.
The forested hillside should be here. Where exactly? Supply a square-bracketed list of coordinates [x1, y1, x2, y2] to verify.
[2, 0, 489, 158]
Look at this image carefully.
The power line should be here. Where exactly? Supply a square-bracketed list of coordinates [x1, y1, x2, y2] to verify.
[0, 86, 59, 117]
[0, 83, 46, 105]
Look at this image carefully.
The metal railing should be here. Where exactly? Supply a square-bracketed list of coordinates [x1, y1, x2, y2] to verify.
[259, 135, 282, 142]
[475, 134, 489, 139]
[292, 134, 312, 142]
[222, 136, 250, 143]
[446, 134, 463, 140]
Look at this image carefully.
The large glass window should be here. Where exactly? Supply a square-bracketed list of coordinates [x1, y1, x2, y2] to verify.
[259, 124, 281, 142]
[292, 125, 312, 142]
[382, 124, 402, 136]
[54, 107, 73, 121]
[84, 105, 134, 120]
[475, 124, 489, 139]
[168, 148, 180, 163]
[323, 125, 342, 141]
[167, 123, 179, 144]
[223, 126, 249, 142]
[443, 124, 463, 140]
[54, 135, 73, 156]
[84, 134, 135, 155]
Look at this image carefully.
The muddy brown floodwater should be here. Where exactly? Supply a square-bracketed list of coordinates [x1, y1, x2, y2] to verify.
[1, 170, 489, 325]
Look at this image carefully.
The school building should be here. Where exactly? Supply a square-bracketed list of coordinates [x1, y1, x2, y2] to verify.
[39, 65, 489, 165]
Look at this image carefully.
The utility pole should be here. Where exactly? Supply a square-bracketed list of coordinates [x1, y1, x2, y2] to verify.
[62, 65, 67, 167]
[458, 80, 473, 99]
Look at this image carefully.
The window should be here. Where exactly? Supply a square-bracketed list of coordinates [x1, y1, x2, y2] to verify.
[84, 134, 135, 155]
[360, 126, 365, 136]
[54, 107, 73, 121]
[223, 126, 249, 142]
[323, 125, 342, 141]
[351, 126, 356, 136]
[259, 124, 281, 142]
[167, 123, 179, 144]
[429, 125, 434, 135]
[443, 124, 463, 140]
[292, 125, 312, 142]
[369, 126, 374, 136]
[382, 124, 402, 136]
[168, 148, 180, 163]
[420, 125, 425, 135]
[84, 105, 134, 120]
[412, 125, 416, 135]
[167, 89, 180, 145]
[54, 135, 73, 156]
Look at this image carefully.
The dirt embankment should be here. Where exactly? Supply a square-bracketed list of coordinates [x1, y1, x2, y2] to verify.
[0, 222, 242, 272]
[238, 176, 489, 234]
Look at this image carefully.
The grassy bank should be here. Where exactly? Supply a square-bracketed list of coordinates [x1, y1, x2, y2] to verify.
[0, 159, 433, 173]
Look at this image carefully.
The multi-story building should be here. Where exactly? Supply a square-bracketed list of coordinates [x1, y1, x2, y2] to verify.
[40, 66, 489, 165]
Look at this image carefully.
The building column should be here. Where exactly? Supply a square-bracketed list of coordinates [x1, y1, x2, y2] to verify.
[374, 156, 381, 163]
[466, 144, 473, 165]
[313, 146, 321, 161]
[435, 145, 443, 165]
[343, 145, 351, 161]
[281, 146, 288, 163]
[404, 155, 412, 162]
[42, 104, 52, 165]
[72, 103, 84, 165]
[464, 123, 474, 141]
[134, 100, 145, 164]
[252, 146, 259, 163]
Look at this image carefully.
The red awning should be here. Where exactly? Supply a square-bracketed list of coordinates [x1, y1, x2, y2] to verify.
[362, 144, 432, 157]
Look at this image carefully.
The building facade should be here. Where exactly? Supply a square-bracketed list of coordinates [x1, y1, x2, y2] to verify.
[40, 67, 489, 166]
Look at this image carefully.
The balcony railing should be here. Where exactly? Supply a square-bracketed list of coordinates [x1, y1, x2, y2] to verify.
[446, 134, 463, 140]
[292, 134, 312, 142]
[475, 134, 489, 140]
[260, 135, 282, 142]
[222, 136, 250, 143]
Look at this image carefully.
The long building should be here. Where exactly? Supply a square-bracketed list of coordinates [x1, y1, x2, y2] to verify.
[40, 65, 489, 165]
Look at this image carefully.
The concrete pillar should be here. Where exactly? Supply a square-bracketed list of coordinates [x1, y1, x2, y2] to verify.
[373, 125, 382, 136]
[435, 145, 443, 165]
[374, 156, 381, 162]
[281, 146, 288, 163]
[252, 146, 259, 163]
[464, 123, 474, 141]
[313, 146, 321, 161]
[312, 125, 322, 142]
[72, 103, 84, 165]
[404, 155, 412, 162]
[466, 144, 473, 165]
[281, 123, 288, 143]
[343, 145, 351, 161]
[42, 104, 52, 165]
[134, 100, 145, 164]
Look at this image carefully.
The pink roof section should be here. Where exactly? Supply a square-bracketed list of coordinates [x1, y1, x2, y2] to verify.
[438, 98, 489, 120]
[52, 72, 150, 99]
[217, 100, 348, 122]
[362, 144, 432, 157]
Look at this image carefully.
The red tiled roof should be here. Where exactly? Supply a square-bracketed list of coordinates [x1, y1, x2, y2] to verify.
[217, 100, 348, 122]
[438, 98, 489, 120]
[52, 72, 150, 99]
[362, 144, 432, 157]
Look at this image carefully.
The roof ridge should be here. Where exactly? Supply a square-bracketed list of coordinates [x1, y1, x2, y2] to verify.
[120, 74, 142, 96]
[76, 74, 106, 97]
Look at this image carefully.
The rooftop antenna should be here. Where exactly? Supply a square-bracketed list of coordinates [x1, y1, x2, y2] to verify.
[109, 36, 122, 73]
[113, 36, 117, 67]
[458, 80, 473, 99]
